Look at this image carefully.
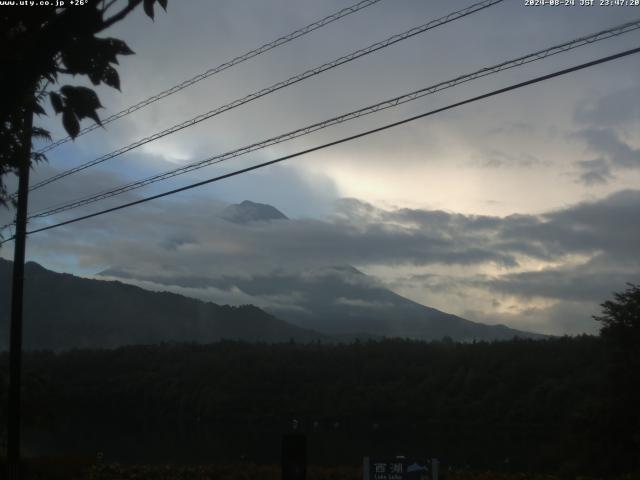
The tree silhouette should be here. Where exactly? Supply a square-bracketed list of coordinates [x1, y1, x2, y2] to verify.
[0, 0, 168, 208]
[595, 283, 640, 339]
[593, 283, 640, 473]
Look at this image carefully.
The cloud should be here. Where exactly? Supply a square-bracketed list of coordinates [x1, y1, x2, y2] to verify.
[577, 128, 640, 169]
[576, 158, 613, 186]
[575, 86, 640, 128]
[572, 128, 640, 185]
[540, 190, 640, 259]
[464, 300, 601, 336]
[484, 257, 636, 302]
[5, 181, 639, 335]
[471, 149, 545, 169]
[334, 297, 394, 309]
[158, 234, 198, 251]
[14, 188, 639, 280]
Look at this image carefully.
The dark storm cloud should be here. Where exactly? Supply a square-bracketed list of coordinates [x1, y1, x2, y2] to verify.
[23, 188, 639, 271]
[339, 190, 640, 265]
[30, 188, 635, 301]
[541, 189, 640, 257]
[7, 181, 638, 335]
[467, 190, 640, 262]
[9, 192, 513, 279]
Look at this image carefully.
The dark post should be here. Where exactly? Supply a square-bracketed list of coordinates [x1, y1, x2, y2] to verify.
[281, 433, 306, 480]
[7, 105, 33, 480]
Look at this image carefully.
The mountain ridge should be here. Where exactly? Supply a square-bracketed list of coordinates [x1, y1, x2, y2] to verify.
[219, 200, 288, 224]
[0, 258, 325, 351]
[96, 262, 543, 341]
[0, 201, 544, 349]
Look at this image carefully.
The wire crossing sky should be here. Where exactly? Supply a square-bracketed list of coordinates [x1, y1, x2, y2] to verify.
[2, 45, 635, 245]
[23, 19, 640, 221]
[36, 0, 386, 154]
[26, 0, 505, 194]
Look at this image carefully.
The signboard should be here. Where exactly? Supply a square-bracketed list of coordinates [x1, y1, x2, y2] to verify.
[363, 457, 437, 480]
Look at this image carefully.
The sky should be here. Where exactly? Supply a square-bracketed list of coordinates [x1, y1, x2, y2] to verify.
[1, 0, 640, 335]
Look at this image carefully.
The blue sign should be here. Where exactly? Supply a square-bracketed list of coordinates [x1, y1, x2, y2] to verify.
[364, 457, 433, 480]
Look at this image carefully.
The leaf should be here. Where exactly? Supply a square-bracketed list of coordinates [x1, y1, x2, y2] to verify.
[74, 104, 103, 126]
[61, 38, 94, 74]
[102, 65, 120, 91]
[62, 109, 80, 138]
[143, 0, 154, 19]
[62, 86, 103, 111]
[94, 37, 120, 65]
[61, 37, 130, 84]
[44, 71, 58, 83]
[87, 69, 102, 85]
[31, 151, 48, 163]
[157, 0, 168, 11]
[33, 102, 46, 116]
[59, 85, 76, 97]
[32, 127, 52, 141]
[106, 38, 134, 56]
[87, 111, 102, 126]
[50, 92, 64, 114]
[60, 86, 104, 126]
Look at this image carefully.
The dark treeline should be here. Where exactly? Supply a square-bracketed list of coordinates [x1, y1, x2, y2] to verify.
[1, 335, 632, 475]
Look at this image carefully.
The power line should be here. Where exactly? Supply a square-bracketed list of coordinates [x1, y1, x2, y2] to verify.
[24, 19, 640, 220]
[1, 45, 635, 245]
[26, 0, 504, 193]
[36, 0, 386, 154]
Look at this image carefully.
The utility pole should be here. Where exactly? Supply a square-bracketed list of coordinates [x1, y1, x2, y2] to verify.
[7, 103, 34, 480]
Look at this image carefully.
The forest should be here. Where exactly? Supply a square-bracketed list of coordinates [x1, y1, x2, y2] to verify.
[0, 334, 637, 477]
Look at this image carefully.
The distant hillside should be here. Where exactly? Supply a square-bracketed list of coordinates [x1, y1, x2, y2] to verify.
[99, 264, 542, 342]
[242, 265, 544, 341]
[0, 259, 323, 351]
[215, 201, 543, 341]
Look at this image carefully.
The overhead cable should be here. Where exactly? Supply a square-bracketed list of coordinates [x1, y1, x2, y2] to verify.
[27, 0, 504, 193]
[36, 0, 386, 154]
[0, 45, 634, 244]
[25, 20, 640, 220]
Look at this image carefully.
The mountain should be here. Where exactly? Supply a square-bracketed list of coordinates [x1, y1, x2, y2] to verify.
[215, 265, 543, 341]
[98, 264, 542, 342]
[219, 200, 288, 224]
[1, 196, 544, 348]
[0, 259, 324, 351]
